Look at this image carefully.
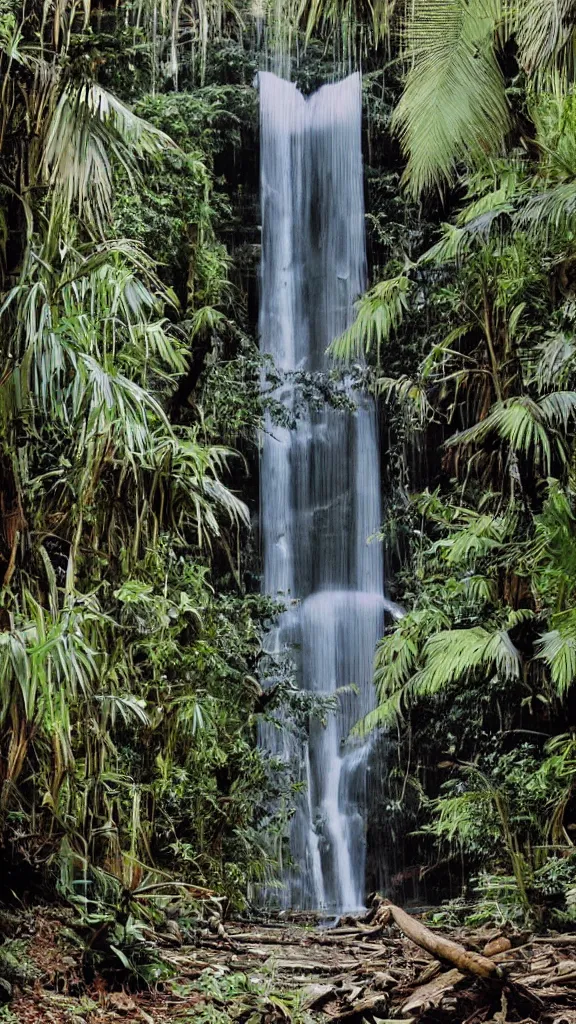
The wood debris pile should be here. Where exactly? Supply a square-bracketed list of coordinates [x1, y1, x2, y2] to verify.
[206, 900, 576, 1024]
[4, 901, 576, 1022]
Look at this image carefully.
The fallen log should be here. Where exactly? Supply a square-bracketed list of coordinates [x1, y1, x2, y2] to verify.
[301, 983, 336, 1009]
[317, 933, 397, 949]
[383, 903, 502, 981]
[319, 924, 388, 939]
[531, 935, 576, 945]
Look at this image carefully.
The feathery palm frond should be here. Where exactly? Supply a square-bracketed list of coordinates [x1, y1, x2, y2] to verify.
[516, 0, 576, 77]
[537, 611, 576, 695]
[359, 604, 528, 730]
[330, 273, 411, 359]
[392, 0, 510, 196]
[519, 182, 576, 237]
[413, 620, 523, 695]
[354, 607, 449, 733]
[535, 333, 576, 389]
[430, 512, 510, 566]
[446, 392, 576, 472]
[421, 187, 516, 263]
[150, 434, 249, 544]
[43, 83, 175, 231]
[376, 374, 432, 426]
[300, 0, 394, 45]
[530, 481, 576, 615]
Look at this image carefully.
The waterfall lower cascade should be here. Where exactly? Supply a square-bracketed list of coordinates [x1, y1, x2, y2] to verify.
[259, 71, 388, 914]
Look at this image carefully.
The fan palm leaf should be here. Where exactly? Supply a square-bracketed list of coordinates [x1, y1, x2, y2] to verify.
[43, 82, 175, 231]
[537, 619, 576, 696]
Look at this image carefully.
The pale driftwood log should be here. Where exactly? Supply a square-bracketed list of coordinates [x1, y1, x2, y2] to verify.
[319, 923, 389, 939]
[384, 903, 502, 981]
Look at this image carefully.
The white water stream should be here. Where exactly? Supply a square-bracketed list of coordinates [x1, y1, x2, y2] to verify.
[258, 72, 392, 913]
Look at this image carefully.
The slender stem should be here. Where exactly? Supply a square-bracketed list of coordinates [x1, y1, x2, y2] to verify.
[482, 286, 503, 403]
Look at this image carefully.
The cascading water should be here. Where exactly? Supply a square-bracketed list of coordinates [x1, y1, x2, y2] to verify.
[259, 71, 392, 913]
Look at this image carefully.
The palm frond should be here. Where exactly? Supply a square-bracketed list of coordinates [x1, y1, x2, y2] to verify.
[330, 273, 411, 360]
[361, 614, 523, 731]
[392, 0, 510, 196]
[376, 374, 432, 426]
[519, 182, 576, 236]
[353, 607, 449, 732]
[534, 333, 576, 389]
[43, 83, 174, 230]
[430, 512, 510, 566]
[446, 392, 576, 472]
[516, 0, 576, 77]
[537, 611, 576, 695]
[422, 191, 515, 263]
[530, 481, 576, 612]
[414, 623, 522, 696]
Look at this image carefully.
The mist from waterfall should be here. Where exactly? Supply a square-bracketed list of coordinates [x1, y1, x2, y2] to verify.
[258, 71, 390, 913]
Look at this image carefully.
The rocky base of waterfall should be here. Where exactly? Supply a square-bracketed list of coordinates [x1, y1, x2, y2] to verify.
[3, 903, 576, 1023]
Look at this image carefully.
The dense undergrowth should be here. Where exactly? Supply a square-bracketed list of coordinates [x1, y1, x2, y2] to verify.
[0, 0, 293, 936]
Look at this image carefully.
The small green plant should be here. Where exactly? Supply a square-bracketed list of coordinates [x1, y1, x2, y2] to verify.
[0, 1008, 18, 1023]
[181, 967, 315, 1024]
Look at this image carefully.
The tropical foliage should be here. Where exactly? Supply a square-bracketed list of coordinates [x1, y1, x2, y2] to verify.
[332, 0, 576, 922]
[0, 0, 291, 920]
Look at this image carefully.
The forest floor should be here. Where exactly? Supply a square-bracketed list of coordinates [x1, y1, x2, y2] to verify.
[3, 904, 576, 1023]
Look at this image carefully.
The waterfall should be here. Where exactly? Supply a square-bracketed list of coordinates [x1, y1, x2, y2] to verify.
[258, 71, 389, 913]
